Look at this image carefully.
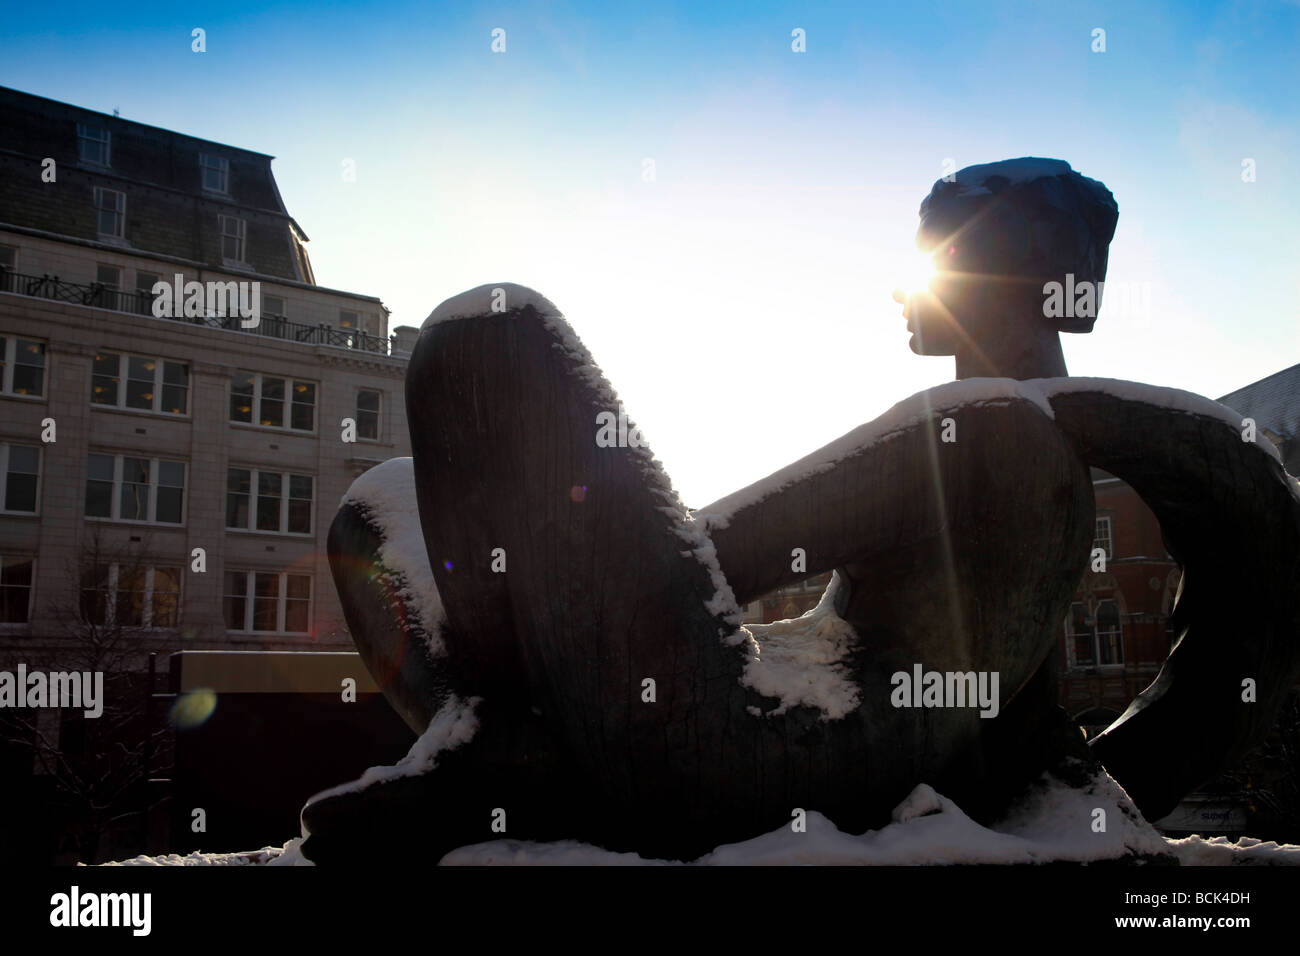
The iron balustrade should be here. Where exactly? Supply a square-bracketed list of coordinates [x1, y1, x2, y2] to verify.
[0, 267, 391, 355]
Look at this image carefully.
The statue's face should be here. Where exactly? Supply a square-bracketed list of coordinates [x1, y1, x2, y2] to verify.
[901, 200, 1042, 357]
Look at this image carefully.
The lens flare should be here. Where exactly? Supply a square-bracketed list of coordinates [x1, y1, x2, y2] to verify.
[169, 688, 217, 729]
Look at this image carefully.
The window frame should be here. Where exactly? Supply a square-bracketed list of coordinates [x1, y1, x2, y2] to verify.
[1066, 598, 1124, 669]
[223, 569, 313, 634]
[92, 186, 126, 240]
[90, 351, 190, 416]
[84, 453, 186, 526]
[355, 388, 381, 441]
[199, 153, 230, 195]
[1, 442, 41, 515]
[225, 466, 315, 536]
[1092, 515, 1113, 561]
[219, 214, 247, 264]
[228, 371, 317, 432]
[0, 554, 34, 625]
[80, 563, 181, 629]
[0, 336, 48, 398]
[77, 123, 111, 167]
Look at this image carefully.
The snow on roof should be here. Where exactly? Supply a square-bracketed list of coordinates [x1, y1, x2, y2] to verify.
[340, 457, 446, 658]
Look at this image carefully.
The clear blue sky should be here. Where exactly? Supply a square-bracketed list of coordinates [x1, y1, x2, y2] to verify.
[3, 0, 1297, 504]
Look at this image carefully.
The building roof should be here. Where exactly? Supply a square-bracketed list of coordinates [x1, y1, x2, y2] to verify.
[1217, 363, 1300, 443]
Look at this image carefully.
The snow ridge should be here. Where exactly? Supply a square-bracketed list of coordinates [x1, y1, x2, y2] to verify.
[698, 378, 1055, 531]
[340, 457, 446, 658]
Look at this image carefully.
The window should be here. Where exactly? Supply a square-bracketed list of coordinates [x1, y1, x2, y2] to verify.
[92, 187, 125, 239]
[263, 294, 285, 318]
[1092, 516, 1113, 560]
[77, 123, 110, 166]
[135, 271, 160, 315]
[1068, 600, 1123, 668]
[80, 564, 179, 628]
[356, 388, 381, 440]
[0, 556, 33, 624]
[226, 467, 314, 534]
[0, 245, 15, 273]
[339, 310, 358, 330]
[2, 444, 40, 514]
[229, 372, 316, 431]
[91, 352, 188, 414]
[219, 215, 246, 262]
[92, 263, 121, 308]
[199, 153, 229, 194]
[85, 454, 185, 524]
[0, 337, 46, 397]
[225, 570, 312, 633]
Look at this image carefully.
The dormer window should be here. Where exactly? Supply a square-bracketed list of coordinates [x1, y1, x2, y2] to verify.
[200, 153, 229, 194]
[77, 123, 110, 166]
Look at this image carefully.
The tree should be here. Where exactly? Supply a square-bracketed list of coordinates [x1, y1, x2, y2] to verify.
[0, 530, 174, 864]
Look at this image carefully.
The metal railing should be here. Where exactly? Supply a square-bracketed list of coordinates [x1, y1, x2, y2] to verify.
[0, 267, 391, 355]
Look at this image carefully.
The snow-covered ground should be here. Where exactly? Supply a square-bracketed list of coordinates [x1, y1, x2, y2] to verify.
[104, 769, 1300, 867]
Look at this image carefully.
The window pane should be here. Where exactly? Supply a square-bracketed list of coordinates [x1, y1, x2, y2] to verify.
[260, 377, 284, 427]
[126, 355, 156, 409]
[357, 389, 380, 413]
[252, 572, 279, 631]
[151, 567, 180, 627]
[13, 340, 45, 396]
[85, 454, 114, 517]
[116, 566, 147, 626]
[80, 564, 110, 625]
[91, 352, 120, 405]
[287, 475, 312, 533]
[119, 457, 149, 520]
[284, 575, 310, 632]
[0, 557, 33, 624]
[4, 445, 38, 513]
[226, 468, 250, 529]
[230, 371, 255, 422]
[156, 486, 183, 524]
[224, 571, 248, 630]
[256, 471, 282, 531]
[290, 381, 315, 431]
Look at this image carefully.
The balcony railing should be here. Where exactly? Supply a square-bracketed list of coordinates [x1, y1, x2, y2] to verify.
[0, 268, 391, 355]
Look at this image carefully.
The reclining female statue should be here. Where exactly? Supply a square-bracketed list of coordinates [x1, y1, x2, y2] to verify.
[302, 159, 1300, 863]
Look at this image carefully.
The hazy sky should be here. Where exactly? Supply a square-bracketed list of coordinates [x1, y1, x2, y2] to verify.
[3, 0, 1297, 505]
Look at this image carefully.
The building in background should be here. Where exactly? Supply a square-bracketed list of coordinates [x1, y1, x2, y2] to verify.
[0, 87, 419, 862]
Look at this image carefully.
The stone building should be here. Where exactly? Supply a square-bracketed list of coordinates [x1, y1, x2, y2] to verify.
[0, 86, 417, 667]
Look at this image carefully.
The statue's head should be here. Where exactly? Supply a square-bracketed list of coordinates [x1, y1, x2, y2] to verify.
[901, 158, 1119, 371]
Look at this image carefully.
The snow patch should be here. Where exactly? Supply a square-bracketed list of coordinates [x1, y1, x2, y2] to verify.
[340, 457, 446, 657]
[740, 572, 860, 719]
[936, 157, 1073, 198]
[440, 768, 1254, 866]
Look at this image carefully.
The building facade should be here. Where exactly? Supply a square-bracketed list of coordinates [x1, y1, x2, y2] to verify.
[0, 87, 416, 668]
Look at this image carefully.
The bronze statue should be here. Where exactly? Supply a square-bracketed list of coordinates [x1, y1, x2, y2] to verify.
[301, 159, 1300, 863]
